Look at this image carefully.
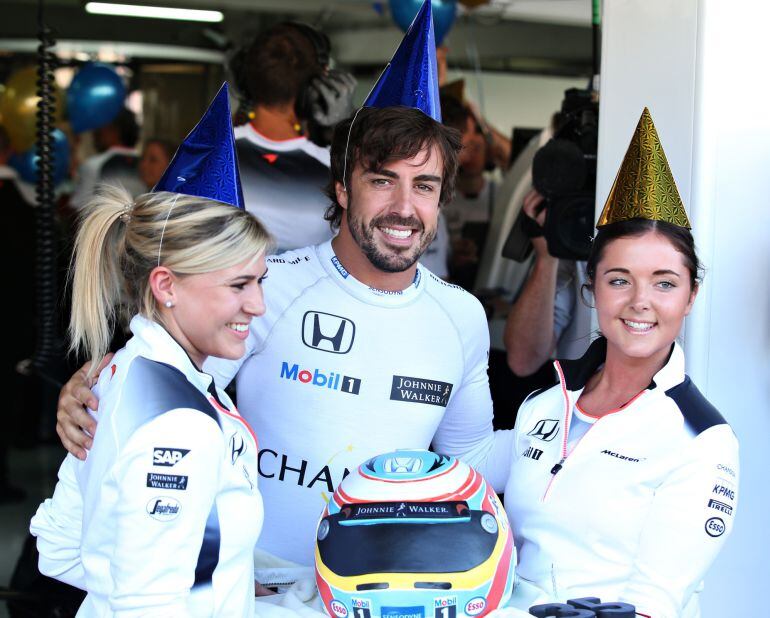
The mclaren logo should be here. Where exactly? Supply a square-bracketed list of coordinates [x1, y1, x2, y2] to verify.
[302, 311, 355, 354]
[527, 419, 560, 442]
[383, 457, 423, 474]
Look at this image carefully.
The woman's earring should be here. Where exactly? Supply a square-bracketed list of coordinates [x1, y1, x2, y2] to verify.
[164, 300, 174, 308]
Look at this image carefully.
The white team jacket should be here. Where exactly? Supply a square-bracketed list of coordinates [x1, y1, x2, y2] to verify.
[502, 337, 739, 618]
[30, 316, 263, 617]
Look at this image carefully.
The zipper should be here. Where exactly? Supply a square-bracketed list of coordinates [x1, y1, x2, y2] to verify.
[541, 361, 572, 501]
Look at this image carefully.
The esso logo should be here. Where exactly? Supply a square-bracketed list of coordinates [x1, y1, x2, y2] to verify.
[465, 597, 486, 616]
[330, 600, 348, 617]
[705, 517, 725, 537]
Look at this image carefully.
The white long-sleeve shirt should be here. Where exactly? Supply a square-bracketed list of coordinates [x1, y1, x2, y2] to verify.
[499, 338, 739, 618]
[31, 316, 263, 617]
[204, 240, 514, 568]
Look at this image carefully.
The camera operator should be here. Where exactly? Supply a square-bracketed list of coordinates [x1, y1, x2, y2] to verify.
[504, 90, 597, 375]
[504, 187, 589, 375]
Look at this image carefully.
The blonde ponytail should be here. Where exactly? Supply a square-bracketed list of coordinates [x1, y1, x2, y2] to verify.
[68, 185, 272, 375]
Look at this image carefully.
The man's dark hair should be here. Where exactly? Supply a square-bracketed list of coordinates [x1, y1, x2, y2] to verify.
[324, 106, 462, 229]
[440, 95, 471, 133]
[231, 23, 324, 109]
[113, 108, 139, 147]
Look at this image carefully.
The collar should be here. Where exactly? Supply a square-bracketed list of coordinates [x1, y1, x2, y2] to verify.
[128, 314, 217, 397]
[316, 239, 426, 307]
[556, 336, 685, 393]
[233, 123, 330, 165]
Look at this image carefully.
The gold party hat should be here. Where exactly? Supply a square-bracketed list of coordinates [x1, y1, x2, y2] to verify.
[597, 107, 691, 228]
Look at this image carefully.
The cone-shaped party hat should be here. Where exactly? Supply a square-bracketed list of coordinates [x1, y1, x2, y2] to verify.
[154, 82, 245, 208]
[363, 0, 441, 122]
[597, 107, 690, 228]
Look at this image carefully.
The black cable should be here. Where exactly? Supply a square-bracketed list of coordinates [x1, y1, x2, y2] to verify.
[32, 0, 63, 378]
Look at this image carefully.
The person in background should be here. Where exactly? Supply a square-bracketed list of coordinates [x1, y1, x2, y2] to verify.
[30, 85, 271, 615]
[138, 137, 174, 190]
[69, 108, 145, 209]
[501, 109, 738, 616]
[229, 22, 356, 252]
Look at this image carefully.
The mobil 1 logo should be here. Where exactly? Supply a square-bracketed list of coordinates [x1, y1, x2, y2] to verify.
[434, 597, 457, 618]
[351, 598, 371, 618]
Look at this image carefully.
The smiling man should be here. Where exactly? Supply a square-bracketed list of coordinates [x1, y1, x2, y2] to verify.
[54, 0, 518, 585]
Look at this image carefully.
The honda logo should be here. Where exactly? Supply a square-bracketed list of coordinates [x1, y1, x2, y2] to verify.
[526, 419, 560, 442]
[383, 457, 423, 474]
[302, 311, 355, 354]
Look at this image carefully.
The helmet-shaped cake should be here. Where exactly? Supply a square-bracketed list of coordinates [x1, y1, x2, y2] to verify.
[315, 449, 515, 618]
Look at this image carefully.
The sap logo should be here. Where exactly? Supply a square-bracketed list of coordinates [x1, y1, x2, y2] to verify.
[708, 499, 733, 516]
[146, 497, 181, 521]
[152, 447, 190, 467]
[280, 362, 361, 395]
[302, 311, 355, 354]
[705, 516, 726, 537]
[229, 432, 246, 465]
[527, 419, 560, 442]
[713, 484, 735, 500]
[523, 446, 543, 461]
[384, 457, 423, 474]
[600, 449, 640, 463]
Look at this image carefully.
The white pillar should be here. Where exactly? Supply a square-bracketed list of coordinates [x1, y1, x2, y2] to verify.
[598, 0, 770, 614]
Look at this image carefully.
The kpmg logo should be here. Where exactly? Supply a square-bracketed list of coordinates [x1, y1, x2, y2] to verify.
[390, 376, 453, 408]
[527, 419, 560, 442]
[302, 311, 355, 354]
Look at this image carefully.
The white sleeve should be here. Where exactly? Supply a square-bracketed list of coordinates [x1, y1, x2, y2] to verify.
[620, 426, 739, 617]
[30, 455, 87, 589]
[108, 408, 223, 616]
[553, 260, 576, 343]
[431, 300, 516, 492]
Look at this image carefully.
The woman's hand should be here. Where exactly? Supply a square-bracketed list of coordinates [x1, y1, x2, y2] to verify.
[56, 354, 112, 460]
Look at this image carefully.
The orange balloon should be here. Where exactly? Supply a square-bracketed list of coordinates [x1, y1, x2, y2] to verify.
[0, 66, 64, 153]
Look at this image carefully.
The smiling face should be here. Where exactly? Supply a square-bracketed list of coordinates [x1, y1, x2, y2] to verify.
[338, 145, 443, 274]
[593, 231, 697, 366]
[160, 253, 268, 367]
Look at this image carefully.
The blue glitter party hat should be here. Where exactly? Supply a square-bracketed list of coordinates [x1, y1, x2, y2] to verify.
[154, 82, 245, 208]
[364, 0, 441, 121]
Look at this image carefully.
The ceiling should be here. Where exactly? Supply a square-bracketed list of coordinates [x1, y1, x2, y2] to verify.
[0, 0, 595, 76]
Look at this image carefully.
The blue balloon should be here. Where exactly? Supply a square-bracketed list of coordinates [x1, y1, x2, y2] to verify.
[67, 63, 126, 133]
[389, 0, 456, 45]
[9, 128, 70, 185]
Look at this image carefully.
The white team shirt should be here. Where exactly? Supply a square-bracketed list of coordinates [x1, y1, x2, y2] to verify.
[205, 239, 513, 568]
[31, 316, 263, 617]
[234, 124, 333, 252]
[498, 338, 739, 617]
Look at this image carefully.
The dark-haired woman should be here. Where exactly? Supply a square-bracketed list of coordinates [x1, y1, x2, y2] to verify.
[503, 110, 739, 617]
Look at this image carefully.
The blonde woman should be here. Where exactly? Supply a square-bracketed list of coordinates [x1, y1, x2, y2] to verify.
[31, 86, 272, 617]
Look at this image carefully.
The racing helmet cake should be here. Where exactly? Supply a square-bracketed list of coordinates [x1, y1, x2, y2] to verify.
[315, 449, 515, 618]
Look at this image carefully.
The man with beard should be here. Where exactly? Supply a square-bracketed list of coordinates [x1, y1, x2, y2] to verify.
[54, 2, 514, 585]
